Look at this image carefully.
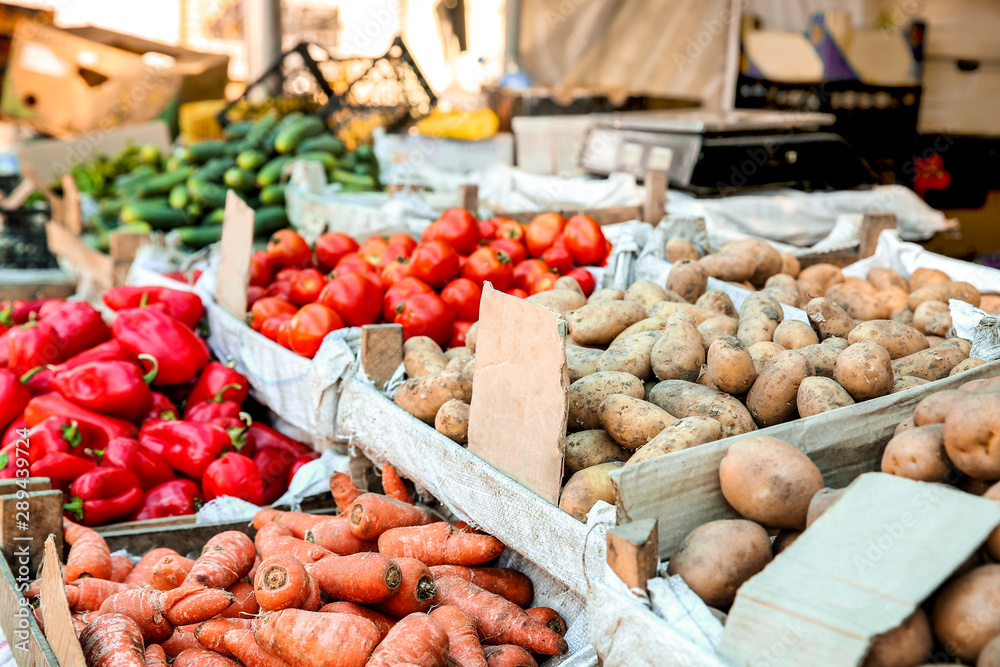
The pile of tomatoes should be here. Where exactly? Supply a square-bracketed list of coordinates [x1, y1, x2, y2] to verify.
[247, 209, 610, 356]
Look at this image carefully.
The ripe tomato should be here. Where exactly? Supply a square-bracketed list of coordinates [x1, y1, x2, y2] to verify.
[409, 241, 460, 289]
[289, 268, 327, 306]
[288, 304, 343, 358]
[422, 208, 481, 254]
[462, 247, 513, 291]
[524, 213, 566, 258]
[250, 297, 296, 331]
[249, 251, 274, 287]
[504, 287, 528, 299]
[440, 278, 482, 322]
[449, 321, 474, 349]
[512, 259, 551, 292]
[564, 215, 607, 266]
[260, 313, 293, 342]
[246, 286, 266, 309]
[603, 239, 612, 266]
[478, 218, 498, 242]
[541, 247, 573, 275]
[566, 267, 596, 296]
[489, 238, 527, 266]
[315, 232, 359, 272]
[318, 272, 382, 327]
[265, 281, 294, 301]
[532, 273, 558, 294]
[551, 233, 568, 250]
[386, 233, 417, 257]
[358, 236, 390, 267]
[380, 257, 411, 287]
[383, 277, 434, 322]
[395, 293, 453, 346]
[274, 267, 300, 284]
[334, 253, 377, 277]
[267, 230, 312, 269]
[277, 319, 292, 349]
[495, 219, 523, 242]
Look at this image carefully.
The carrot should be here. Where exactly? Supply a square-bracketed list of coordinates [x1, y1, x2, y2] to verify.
[428, 567, 533, 609]
[144, 644, 168, 667]
[257, 535, 331, 564]
[304, 516, 377, 555]
[378, 523, 504, 567]
[254, 556, 312, 611]
[253, 508, 284, 529]
[111, 555, 136, 583]
[67, 578, 129, 612]
[365, 612, 450, 667]
[249, 556, 262, 582]
[381, 463, 413, 504]
[222, 581, 260, 618]
[79, 613, 146, 667]
[163, 625, 201, 658]
[183, 531, 255, 589]
[482, 645, 537, 667]
[524, 608, 566, 636]
[195, 618, 253, 656]
[97, 588, 174, 644]
[173, 648, 241, 667]
[429, 605, 488, 667]
[162, 585, 237, 625]
[255, 521, 292, 552]
[151, 554, 195, 591]
[64, 519, 112, 581]
[348, 493, 435, 540]
[308, 552, 402, 604]
[317, 602, 396, 640]
[223, 629, 291, 667]
[374, 557, 436, 617]
[254, 509, 330, 538]
[253, 609, 381, 667]
[431, 576, 566, 655]
[125, 548, 179, 587]
[330, 472, 360, 514]
[71, 611, 101, 635]
[452, 522, 483, 534]
[24, 579, 41, 600]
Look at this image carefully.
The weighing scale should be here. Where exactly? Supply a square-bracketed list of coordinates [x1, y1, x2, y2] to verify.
[578, 109, 878, 196]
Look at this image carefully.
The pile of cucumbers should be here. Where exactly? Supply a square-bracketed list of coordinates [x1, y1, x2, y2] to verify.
[57, 111, 381, 252]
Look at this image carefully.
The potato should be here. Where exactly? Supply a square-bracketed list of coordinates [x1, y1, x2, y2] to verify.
[697, 367, 717, 389]
[978, 634, 1000, 667]
[798, 264, 845, 292]
[665, 519, 772, 608]
[834, 341, 893, 401]
[599, 394, 677, 449]
[465, 321, 479, 354]
[610, 317, 669, 346]
[723, 239, 783, 286]
[943, 393, 1000, 479]
[932, 565, 1000, 663]
[667, 259, 708, 303]
[796, 377, 854, 418]
[554, 275, 585, 296]
[648, 380, 757, 437]
[526, 289, 587, 314]
[588, 288, 625, 302]
[434, 399, 470, 444]
[797, 343, 840, 379]
[924, 312, 952, 337]
[718, 435, 825, 529]
[867, 267, 909, 292]
[924, 335, 945, 347]
[891, 376, 929, 393]
[446, 355, 474, 374]
[444, 346, 469, 361]
[874, 288, 910, 320]
[847, 321, 929, 360]
[567, 371, 645, 431]
[862, 609, 932, 667]
[707, 336, 757, 395]
[909, 267, 950, 291]
[880, 424, 949, 482]
[961, 477, 994, 495]
[395, 370, 474, 424]
[748, 341, 785, 375]
[699, 252, 755, 283]
[559, 462, 623, 522]
[625, 416, 724, 467]
[665, 237, 701, 262]
[950, 357, 986, 376]
[650, 313, 705, 382]
[773, 320, 819, 350]
[942, 338, 972, 356]
[982, 482, 1000, 561]
[961, 376, 1000, 393]
[738, 292, 783, 347]
[780, 253, 801, 278]
[763, 283, 800, 309]
[698, 316, 739, 350]
[404, 336, 447, 378]
[566, 345, 603, 383]
[895, 416, 915, 436]
[806, 297, 856, 340]
[624, 280, 669, 311]
[909, 281, 981, 311]
[892, 306, 914, 327]
[824, 336, 849, 350]
[564, 430, 630, 476]
[834, 287, 888, 321]
[648, 301, 738, 326]
[805, 488, 843, 527]
[567, 300, 647, 346]
[460, 357, 475, 383]
[695, 290, 737, 318]
[842, 276, 879, 295]
[597, 331, 662, 380]
[891, 345, 967, 382]
[772, 530, 800, 554]
[982, 294, 1000, 315]
[913, 390, 965, 426]
[746, 350, 815, 427]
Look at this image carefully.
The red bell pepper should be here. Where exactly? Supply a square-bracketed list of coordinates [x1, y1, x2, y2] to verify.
[28, 416, 87, 460]
[145, 392, 179, 422]
[112, 308, 209, 386]
[51, 356, 157, 422]
[95, 437, 175, 491]
[139, 420, 237, 479]
[0, 329, 10, 366]
[248, 423, 313, 458]
[254, 447, 295, 505]
[102, 286, 204, 329]
[24, 393, 137, 446]
[0, 368, 31, 432]
[203, 452, 264, 505]
[8, 320, 65, 377]
[134, 480, 203, 520]
[185, 383, 244, 422]
[0, 431, 30, 480]
[52, 340, 135, 374]
[30, 451, 95, 481]
[22, 366, 52, 395]
[185, 362, 249, 413]
[4, 298, 59, 325]
[289, 452, 320, 482]
[63, 468, 145, 526]
[2, 417, 27, 448]
[38, 301, 110, 360]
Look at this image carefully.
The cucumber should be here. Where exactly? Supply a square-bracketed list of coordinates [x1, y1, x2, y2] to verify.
[164, 155, 186, 172]
[355, 144, 375, 162]
[256, 156, 294, 187]
[236, 149, 268, 170]
[98, 198, 124, 218]
[188, 180, 228, 209]
[224, 167, 256, 191]
[181, 140, 231, 163]
[331, 169, 377, 189]
[338, 154, 357, 170]
[186, 202, 204, 218]
[169, 183, 189, 209]
[190, 156, 236, 182]
[295, 151, 338, 173]
[113, 165, 157, 194]
[239, 113, 279, 151]
[296, 133, 345, 156]
[260, 183, 285, 206]
[117, 221, 152, 234]
[138, 144, 162, 166]
[252, 206, 289, 236]
[175, 225, 223, 249]
[224, 121, 255, 140]
[274, 116, 326, 154]
[120, 200, 191, 229]
[135, 167, 193, 198]
[203, 208, 225, 225]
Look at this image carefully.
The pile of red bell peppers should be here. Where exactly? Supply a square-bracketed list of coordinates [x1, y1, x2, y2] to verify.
[0, 287, 318, 526]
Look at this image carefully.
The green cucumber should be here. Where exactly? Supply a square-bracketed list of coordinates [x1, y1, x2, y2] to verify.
[239, 113, 279, 151]
[188, 180, 228, 209]
[331, 169, 377, 189]
[252, 206, 289, 236]
[224, 121, 255, 140]
[274, 116, 326, 154]
[169, 183, 189, 209]
[203, 208, 225, 225]
[164, 155, 186, 172]
[224, 167, 256, 191]
[181, 140, 231, 163]
[175, 225, 223, 249]
[236, 149, 268, 170]
[117, 221, 152, 234]
[190, 156, 237, 183]
[120, 200, 192, 229]
[296, 134, 345, 156]
[256, 156, 294, 187]
[295, 151, 338, 173]
[260, 183, 285, 206]
[98, 198, 124, 218]
[135, 167, 193, 198]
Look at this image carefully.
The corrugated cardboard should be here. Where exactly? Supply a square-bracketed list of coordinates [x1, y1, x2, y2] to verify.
[216, 191, 254, 319]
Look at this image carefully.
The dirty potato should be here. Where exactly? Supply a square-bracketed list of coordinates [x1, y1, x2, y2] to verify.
[588, 288, 625, 302]
[797, 343, 840, 379]
[698, 316, 740, 350]
[404, 336, 447, 379]
[648, 380, 757, 437]
[625, 417, 724, 467]
[650, 312, 706, 382]
[847, 320, 928, 360]
[649, 301, 736, 326]
[695, 290, 738, 318]
[891, 376, 930, 393]
[925, 312, 953, 337]
[707, 336, 757, 395]
[566, 345, 604, 383]
[665, 237, 701, 262]
[833, 341, 893, 401]
[913, 389, 965, 426]
[806, 297, 856, 340]
[950, 358, 986, 376]
[527, 289, 587, 314]
[780, 253, 801, 278]
[723, 239, 783, 286]
[796, 377, 854, 417]
[567, 300, 647, 346]
[909, 267, 950, 290]
[564, 430, 630, 476]
[435, 399, 471, 444]
[465, 322, 479, 354]
[395, 370, 474, 424]
[567, 371, 646, 431]
[559, 462, 623, 522]
[598, 394, 677, 449]
[738, 292, 784, 347]
[891, 345, 968, 382]
[554, 275, 585, 296]
[943, 393, 1000, 479]
[699, 252, 755, 283]
[773, 320, 819, 350]
[868, 267, 909, 292]
[610, 317, 669, 346]
[597, 331, 662, 380]
[624, 280, 669, 311]
[881, 424, 950, 482]
[746, 350, 815, 426]
[748, 341, 786, 375]
[667, 259, 709, 303]
[908, 281, 981, 311]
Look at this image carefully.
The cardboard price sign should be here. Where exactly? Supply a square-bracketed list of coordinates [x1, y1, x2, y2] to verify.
[216, 191, 255, 319]
[467, 284, 569, 504]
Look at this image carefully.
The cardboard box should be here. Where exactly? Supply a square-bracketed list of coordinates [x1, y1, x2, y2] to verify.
[919, 57, 1000, 136]
[1, 23, 228, 137]
[0, 2, 52, 75]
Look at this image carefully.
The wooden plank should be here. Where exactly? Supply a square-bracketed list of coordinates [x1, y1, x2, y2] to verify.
[606, 519, 659, 594]
[0, 543, 58, 667]
[361, 324, 404, 390]
[39, 536, 85, 667]
[216, 191, 255, 319]
[0, 478, 51, 496]
[459, 184, 479, 213]
[857, 212, 897, 259]
[0, 489, 64, 574]
[0, 278, 76, 301]
[643, 171, 667, 225]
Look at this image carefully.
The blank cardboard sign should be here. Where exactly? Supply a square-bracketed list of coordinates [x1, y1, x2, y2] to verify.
[468, 284, 568, 504]
[216, 191, 255, 319]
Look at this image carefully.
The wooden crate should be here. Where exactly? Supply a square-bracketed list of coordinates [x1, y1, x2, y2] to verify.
[0, 270, 76, 300]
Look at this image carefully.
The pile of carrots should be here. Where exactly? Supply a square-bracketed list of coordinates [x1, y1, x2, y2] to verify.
[31, 464, 570, 667]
